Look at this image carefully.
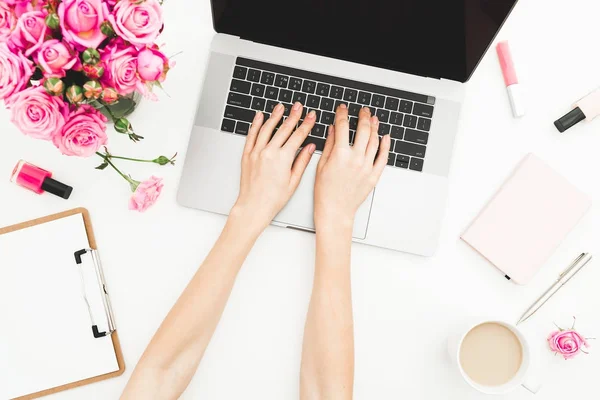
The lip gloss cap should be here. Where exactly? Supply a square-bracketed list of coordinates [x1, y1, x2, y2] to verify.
[554, 107, 586, 133]
[497, 41, 518, 86]
[497, 41, 525, 118]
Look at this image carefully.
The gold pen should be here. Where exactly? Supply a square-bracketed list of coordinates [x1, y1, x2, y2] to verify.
[516, 253, 593, 325]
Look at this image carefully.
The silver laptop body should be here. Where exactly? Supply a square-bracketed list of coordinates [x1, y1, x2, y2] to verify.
[178, 1, 517, 256]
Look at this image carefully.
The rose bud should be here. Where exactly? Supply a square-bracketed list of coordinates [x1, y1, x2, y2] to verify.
[83, 80, 102, 100]
[101, 87, 119, 104]
[100, 20, 115, 37]
[114, 117, 132, 134]
[137, 47, 170, 82]
[43, 77, 65, 96]
[152, 154, 177, 166]
[83, 63, 105, 79]
[66, 85, 84, 104]
[45, 13, 60, 30]
[82, 48, 100, 65]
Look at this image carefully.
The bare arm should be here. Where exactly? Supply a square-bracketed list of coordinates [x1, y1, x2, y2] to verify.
[122, 102, 318, 399]
[301, 105, 390, 400]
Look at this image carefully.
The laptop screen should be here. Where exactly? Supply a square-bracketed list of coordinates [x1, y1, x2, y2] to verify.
[211, 0, 518, 83]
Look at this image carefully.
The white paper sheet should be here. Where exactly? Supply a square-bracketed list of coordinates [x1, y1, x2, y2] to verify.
[0, 214, 119, 399]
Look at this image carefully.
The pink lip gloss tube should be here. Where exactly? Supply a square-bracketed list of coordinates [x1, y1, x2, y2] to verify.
[10, 160, 73, 199]
[497, 41, 525, 118]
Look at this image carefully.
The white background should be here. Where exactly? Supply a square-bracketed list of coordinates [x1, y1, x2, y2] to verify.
[1, 0, 599, 398]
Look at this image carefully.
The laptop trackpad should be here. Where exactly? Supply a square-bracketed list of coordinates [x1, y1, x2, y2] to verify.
[273, 156, 373, 239]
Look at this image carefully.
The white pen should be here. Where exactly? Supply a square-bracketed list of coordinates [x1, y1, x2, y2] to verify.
[517, 253, 593, 325]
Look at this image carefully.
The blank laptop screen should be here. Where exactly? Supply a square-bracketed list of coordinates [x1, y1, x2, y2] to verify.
[211, 0, 518, 82]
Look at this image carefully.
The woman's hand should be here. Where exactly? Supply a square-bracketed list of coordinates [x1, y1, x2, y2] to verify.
[314, 105, 390, 230]
[232, 102, 318, 232]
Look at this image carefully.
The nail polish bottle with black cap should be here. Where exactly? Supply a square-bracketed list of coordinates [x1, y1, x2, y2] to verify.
[10, 160, 73, 199]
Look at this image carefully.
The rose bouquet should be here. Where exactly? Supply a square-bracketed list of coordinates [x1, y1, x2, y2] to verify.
[0, 0, 175, 211]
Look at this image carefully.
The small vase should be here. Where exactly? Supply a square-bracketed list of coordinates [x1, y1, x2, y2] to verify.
[96, 92, 142, 121]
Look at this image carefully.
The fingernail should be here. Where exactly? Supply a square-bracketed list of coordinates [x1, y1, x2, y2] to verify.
[308, 110, 316, 119]
[372, 116, 379, 125]
[363, 107, 371, 115]
[339, 103, 347, 110]
[276, 103, 284, 112]
[293, 102, 301, 111]
[253, 111, 262, 121]
[308, 143, 316, 154]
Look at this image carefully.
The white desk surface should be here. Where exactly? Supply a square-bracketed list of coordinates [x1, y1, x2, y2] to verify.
[1, 0, 599, 399]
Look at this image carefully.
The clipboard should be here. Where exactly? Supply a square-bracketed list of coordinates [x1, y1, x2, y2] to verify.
[0, 208, 125, 400]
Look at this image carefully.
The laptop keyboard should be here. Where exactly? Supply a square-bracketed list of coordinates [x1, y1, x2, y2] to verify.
[222, 57, 436, 172]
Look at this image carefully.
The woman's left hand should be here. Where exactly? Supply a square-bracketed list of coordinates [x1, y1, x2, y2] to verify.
[231, 101, 317, 232]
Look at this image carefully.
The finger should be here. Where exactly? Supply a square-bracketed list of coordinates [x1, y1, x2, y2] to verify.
[318, 125, 335, 170]
[371, 134, 391, 182]
[271, 102, 303, 147]
[365, 116, 381, 161]
[255, 103, 284, 149]
[290, 143, 316, 190]
[353, 107, 372, 151]
[333, 104, 349, 147]
[284, 109, 317, 152]
[243, 111, 264, 154]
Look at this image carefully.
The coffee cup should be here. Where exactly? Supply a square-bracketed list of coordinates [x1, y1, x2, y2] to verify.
[448, 318, 541, 395]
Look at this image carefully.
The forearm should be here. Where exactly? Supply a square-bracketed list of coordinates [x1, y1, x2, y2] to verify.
[301, 223, 354, 400]
[121, 211, 261, 399]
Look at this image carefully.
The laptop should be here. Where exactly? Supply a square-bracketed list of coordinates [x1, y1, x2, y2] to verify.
[178, 0, 518, 256]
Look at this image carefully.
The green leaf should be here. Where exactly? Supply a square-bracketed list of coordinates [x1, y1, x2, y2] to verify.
[95, 162, 109, 170]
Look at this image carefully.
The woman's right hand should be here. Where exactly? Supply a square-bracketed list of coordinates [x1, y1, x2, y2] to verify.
[314, 104, 390, 231]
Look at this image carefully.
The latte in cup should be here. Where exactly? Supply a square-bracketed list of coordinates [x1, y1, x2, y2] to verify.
[459, 322, 523, 386]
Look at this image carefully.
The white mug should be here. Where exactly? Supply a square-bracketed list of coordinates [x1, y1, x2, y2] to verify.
[448, 319, 541, 395]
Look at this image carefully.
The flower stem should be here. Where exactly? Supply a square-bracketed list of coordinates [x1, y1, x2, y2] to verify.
[100, 102, 119, 122]
[96, 152, 136, 185]
[107, 155, 154, 163]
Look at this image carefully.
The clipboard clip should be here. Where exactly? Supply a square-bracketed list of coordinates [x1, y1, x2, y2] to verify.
[74, 248, 116, 339]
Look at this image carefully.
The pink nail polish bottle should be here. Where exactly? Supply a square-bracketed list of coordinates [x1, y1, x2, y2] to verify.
[10, 160, 73, 199]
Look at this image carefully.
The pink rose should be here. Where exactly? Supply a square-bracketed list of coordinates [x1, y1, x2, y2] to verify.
[137, 47, 170, 82]
[0, 2, 16, 42]
[9, 86, 69, 140]
[3, 0, 32, 5]
[37, 40, 78, 78]
[129, 176, 164, 212]
[109, 0, 163, 47]
[8, 11, 47, 57]
[548, 330, 590, 360]
[0, 42, 34, 102]
[53, 104, 108, 157]
[100, 40, 139, 95]
[12, 0, 46, 17]
[58, 0, 108, 49]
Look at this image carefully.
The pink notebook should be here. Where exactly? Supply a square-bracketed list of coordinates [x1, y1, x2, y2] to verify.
[461, 154, 592, 285]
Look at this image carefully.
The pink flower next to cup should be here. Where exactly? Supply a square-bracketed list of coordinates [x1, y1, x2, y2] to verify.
[8, 10, 47, 57]
[0, 2, 16, 42]
[37, 40, 78, 78]
[548, 329, 590, 360]
[58, 0, 108, 49]
[53, 104, 108, 157]
[100, 40, 140, 95]
[0, 42, 34, 102]
[9, 85, 69, 140]
[129, 176, 164, 212]
[109, 0, 164, 48]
